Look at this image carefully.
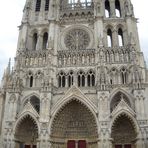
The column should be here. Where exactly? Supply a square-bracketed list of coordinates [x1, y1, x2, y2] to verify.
[48, 21, 55, 49]
[65, 76, 68, 88]
[73, 72, 77, 86]
[113, 30, 119, 47]
[12, 101, 17, 121]
[76, 140, 78, 148]
[39, 0, 45, 21]
[141, 97, 146, 119]
[85, 75, 87, 87]
[110, 0, 116, 18]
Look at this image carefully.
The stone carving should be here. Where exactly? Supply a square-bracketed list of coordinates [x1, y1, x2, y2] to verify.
[124, 0, 134, 16]
[64, 28, 90, 50]
[58, 49, 95, 67]
[51, 100, 98, 146]
[19, 50, 48, 67]
[104, 46, 132, 64]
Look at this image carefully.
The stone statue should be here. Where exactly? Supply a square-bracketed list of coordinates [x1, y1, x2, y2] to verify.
[124, 1, 130, 16]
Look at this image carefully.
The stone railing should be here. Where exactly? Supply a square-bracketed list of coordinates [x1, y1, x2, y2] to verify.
[60, 2, 93, 12]
[59, 1, 94, 22]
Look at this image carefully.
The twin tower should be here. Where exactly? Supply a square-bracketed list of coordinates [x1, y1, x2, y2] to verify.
[0, 0, 148, 148]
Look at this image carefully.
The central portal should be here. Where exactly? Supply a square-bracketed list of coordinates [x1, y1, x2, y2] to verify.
[50, 99, 98, 148]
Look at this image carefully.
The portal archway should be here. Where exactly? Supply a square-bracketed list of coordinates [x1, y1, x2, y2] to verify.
[14, 115, 38, 148]
[50, 99, 98, 148]
[111, 114, 137, 148]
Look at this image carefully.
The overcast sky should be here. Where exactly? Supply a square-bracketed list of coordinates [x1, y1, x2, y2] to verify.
[0, 0, 148, 80]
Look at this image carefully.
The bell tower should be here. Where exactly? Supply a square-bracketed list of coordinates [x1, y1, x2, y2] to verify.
[1, 0, 148, 148]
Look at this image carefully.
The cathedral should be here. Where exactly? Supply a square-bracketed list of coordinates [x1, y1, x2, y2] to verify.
[0, 0, 148, 147]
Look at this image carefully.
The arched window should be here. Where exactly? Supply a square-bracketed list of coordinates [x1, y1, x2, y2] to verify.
[68, 71, 74, 87]
[27, 71, 34, 87]
[33, 33, 38, 50]
[121, 67, 127, 84]
[110, 92, 131, 112]
[78, 71, 85, 87]
[24, 96, 40, 113]
[30, 76, 33, 87]
[115, 0, 121, 17]
[105, 0, 111, 18]
[30, 96, 40, 113]
[87, 70, 95, 87]
[35, 0, 41, 11]
[118, 28, 124, 46]
[43, 32, 48, 49]
[107, 29, 112, 47]
[58, 72, 66, 87]
[45, 0, 50, 11]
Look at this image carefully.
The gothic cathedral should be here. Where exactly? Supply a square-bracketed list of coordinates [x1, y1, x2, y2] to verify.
[0, 0, 148, 148]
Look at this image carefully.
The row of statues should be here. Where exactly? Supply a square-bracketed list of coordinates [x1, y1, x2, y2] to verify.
[58, 52, 95, 66]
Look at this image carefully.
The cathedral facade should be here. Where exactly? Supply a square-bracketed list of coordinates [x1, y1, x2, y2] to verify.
[0, 0, 148, 148]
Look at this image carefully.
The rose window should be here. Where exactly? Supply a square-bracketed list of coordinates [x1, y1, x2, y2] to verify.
[64, 29, 90, 50]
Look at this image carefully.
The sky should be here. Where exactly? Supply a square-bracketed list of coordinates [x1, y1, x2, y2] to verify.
[0, 0, 148, 80]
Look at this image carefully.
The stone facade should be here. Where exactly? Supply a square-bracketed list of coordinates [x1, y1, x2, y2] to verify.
[0, 0, 148, 148]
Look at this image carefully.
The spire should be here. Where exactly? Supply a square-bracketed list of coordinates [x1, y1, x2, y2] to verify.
[6, 58, 11, 76]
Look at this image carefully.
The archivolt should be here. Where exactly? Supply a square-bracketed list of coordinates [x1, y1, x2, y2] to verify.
[111, 112, 138, 134]
[14, 114, 39, 134]
[50, 98, 99, 140]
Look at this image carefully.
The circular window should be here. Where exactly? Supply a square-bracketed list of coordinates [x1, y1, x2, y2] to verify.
[64, 28, 90, 50]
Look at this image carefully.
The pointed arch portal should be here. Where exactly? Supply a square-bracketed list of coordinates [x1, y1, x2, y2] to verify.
[50, 99, 98, 148]
[111, 114, 137, 148]
[14, 115, 38, 148]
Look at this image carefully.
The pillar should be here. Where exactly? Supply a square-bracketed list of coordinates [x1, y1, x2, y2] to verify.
[110, 0, 116, 18]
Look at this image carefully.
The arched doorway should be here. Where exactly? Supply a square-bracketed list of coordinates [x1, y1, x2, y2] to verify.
[15, 115, 38, 148]
[111, 114, 137, 148]
[50, 99, 98, 148]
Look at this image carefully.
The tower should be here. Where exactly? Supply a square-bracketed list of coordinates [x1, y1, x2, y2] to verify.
[0, 0, 148, 148]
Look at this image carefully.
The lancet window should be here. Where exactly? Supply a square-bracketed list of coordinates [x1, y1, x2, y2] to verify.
[78, 71, 85, 87]
[35, 0, 41, 11]
[120, 67, 128, 84]
[58, 72, 66, 88]
[107, 29, 113, 47]
[118, 28, 124, 46]
[33, 33, 38, 50]
[26, 71, 34, 88]
[45, 0, 50, 11]
[105, 0, 111, 18]
[43, 32, 48, 49]
[87, 70, 95, 87]
[57, 70, 96, 88]
[68, 71, 74, 87]
[115, 0, 121, 17]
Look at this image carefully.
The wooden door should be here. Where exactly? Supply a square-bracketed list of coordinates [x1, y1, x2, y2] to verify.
[67, 140, 76, 148]
[78, 140, 86, 148]
[124, 144, 131, 148]
[33, 145, 37, 148]
[115, 145, 122, 148]
[24, 145, 31, 148]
